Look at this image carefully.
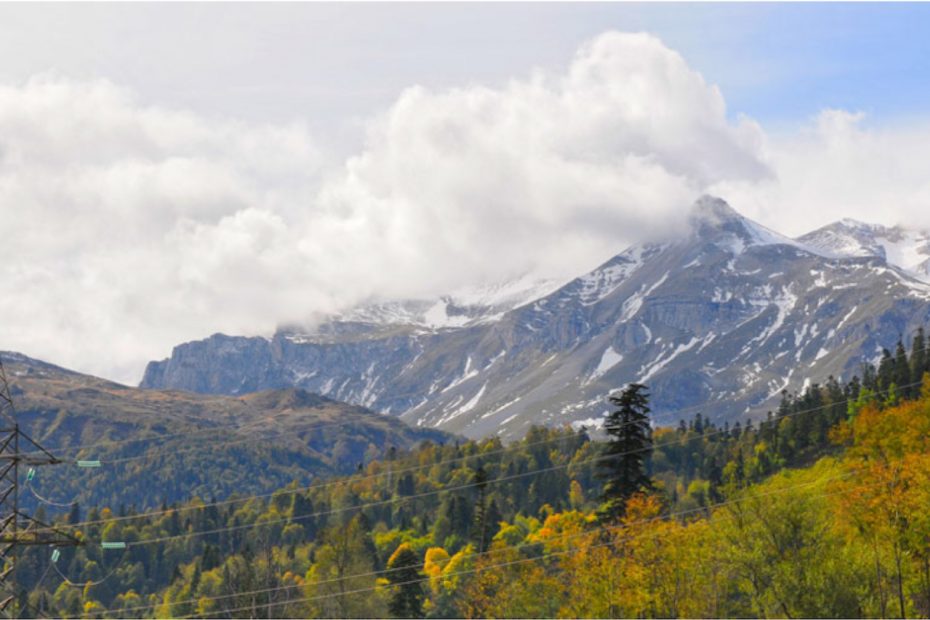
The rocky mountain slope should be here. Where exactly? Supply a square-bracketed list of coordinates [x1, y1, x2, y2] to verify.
[141, 197, 930, 439]
[799, 219, 930, 280]
[328, 274, 564, 332]
[2, 351, 449, 509]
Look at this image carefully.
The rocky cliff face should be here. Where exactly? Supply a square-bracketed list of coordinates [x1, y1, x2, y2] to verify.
[142, 197, 930, 439]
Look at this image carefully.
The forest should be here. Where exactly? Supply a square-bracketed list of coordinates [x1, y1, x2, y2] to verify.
[10, 328, 930, 618]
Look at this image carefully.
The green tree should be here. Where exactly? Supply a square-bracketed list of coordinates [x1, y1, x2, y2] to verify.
[387, 543, 424, 618]
[912, 327, 928, 391]
[306, 515, 384, 618]
[894, 339, 911, 398]
[597, 383, 653, 520]
[471, 467, 491, 553]
[878, 348, 895, 392]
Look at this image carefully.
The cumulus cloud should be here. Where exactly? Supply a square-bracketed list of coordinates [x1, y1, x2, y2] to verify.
[3, 31, 929, 384]
[0, 75, 325, 381]
[312, 31, 768, 294]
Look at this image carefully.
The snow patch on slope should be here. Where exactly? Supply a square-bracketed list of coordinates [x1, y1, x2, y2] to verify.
[440, 357, 479, 394]
[576, 246, 647, 305]
[798, 220, 930, 283]
[620, 272, 669, 321]
[587, 347, 623, 384]
[638, 336, 700, 383]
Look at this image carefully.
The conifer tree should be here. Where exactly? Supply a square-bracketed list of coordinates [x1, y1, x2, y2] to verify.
[893, 339, 911, 396]
[471, 466, 490, 553]
[862, 362, 878, 391]
[396, 472, 416, 497]
[201, 544, 220, 571]
[386, 543, 424, 618]
[878, 348, 895, 392]
[597, 383, 653, 521]
[485, 498, 503, 542]
[912, 327, 928, 386]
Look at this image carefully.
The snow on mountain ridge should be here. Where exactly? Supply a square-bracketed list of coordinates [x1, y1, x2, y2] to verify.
[310, 196, 921, 336]
[324, 273, 567, 331]
[142, 196, 930, 440]
[690, 195, 814, 255]
[798, 219, 930, 281]
[692, 198, 930, 283]
[325, 196, 821, 334]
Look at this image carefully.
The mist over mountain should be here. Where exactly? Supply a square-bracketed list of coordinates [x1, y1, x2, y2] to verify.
[139, 196, 930, 439]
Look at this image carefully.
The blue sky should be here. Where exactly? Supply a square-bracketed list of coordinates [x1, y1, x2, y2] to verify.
[649, 3, 930, 126]
[1, 3, 928, 136]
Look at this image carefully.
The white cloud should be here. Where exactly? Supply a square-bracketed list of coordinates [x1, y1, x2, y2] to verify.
[711, 109, 930, 234]
[0, 75, 326, 381]
[3, 31, 929, 384]
[312, 31, 768, 295]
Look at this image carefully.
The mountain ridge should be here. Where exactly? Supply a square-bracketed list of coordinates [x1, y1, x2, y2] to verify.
[141, 196, 930, 439]
[2, 351, 452, 509]
[798, 218, 930, 279]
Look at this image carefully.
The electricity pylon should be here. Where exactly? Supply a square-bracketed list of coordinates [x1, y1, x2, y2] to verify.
[0, 356, 82, 617]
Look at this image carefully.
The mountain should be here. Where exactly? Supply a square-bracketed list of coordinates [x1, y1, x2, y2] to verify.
[324, 273, 565, 333]
[2, 351, 450, 509]
[798, 219, 930, 281]
[141, 196, 930, 439]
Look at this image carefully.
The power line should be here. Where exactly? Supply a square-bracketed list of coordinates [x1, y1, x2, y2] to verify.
[100, 465, 863, 617]
[30, 378, 917, 543]
[23, 423, 248, 458]
[17, 399, 667, 465]
[50, 547, 130, 589]
[126, 451, 612, 546]
[0, 355, 82, 619]
[176, 470, 878, 619]
[30, 428, 590, 531]
[37, 378, 916, 616]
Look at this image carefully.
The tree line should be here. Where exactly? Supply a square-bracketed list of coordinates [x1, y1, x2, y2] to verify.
[12, 328, 930, 618]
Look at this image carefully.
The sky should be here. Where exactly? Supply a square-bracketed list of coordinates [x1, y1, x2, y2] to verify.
[2, 3, 930, 384]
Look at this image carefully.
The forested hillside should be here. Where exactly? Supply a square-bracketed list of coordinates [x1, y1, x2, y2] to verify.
[11, 331, 930, 618]
[2, 352, 450, 511]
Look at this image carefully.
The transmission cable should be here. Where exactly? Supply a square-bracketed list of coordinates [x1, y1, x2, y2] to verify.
[178, 471, 879, 619]
[102, 465, 863, 617]
[30, 380, 913, 542]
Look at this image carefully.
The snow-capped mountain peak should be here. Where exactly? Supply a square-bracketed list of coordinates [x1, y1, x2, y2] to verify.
[143, 196, 930, 440]
[798, 219, 930, 281]
[305, 273, 567, 334]
[689, 195, 807, 255]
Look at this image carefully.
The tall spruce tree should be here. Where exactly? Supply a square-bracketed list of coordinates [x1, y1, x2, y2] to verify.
[597, 383, 653, 521]
[877, 348, 895, 392]
[471, 466, 490, 553]
[913, 327, 928, 387]
[862, 362, 878, 392]
[386, 543, 424, 618]
[893, 339, 911, 397]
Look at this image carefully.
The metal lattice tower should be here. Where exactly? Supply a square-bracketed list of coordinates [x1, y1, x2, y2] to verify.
[0, 356, 82, 617]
